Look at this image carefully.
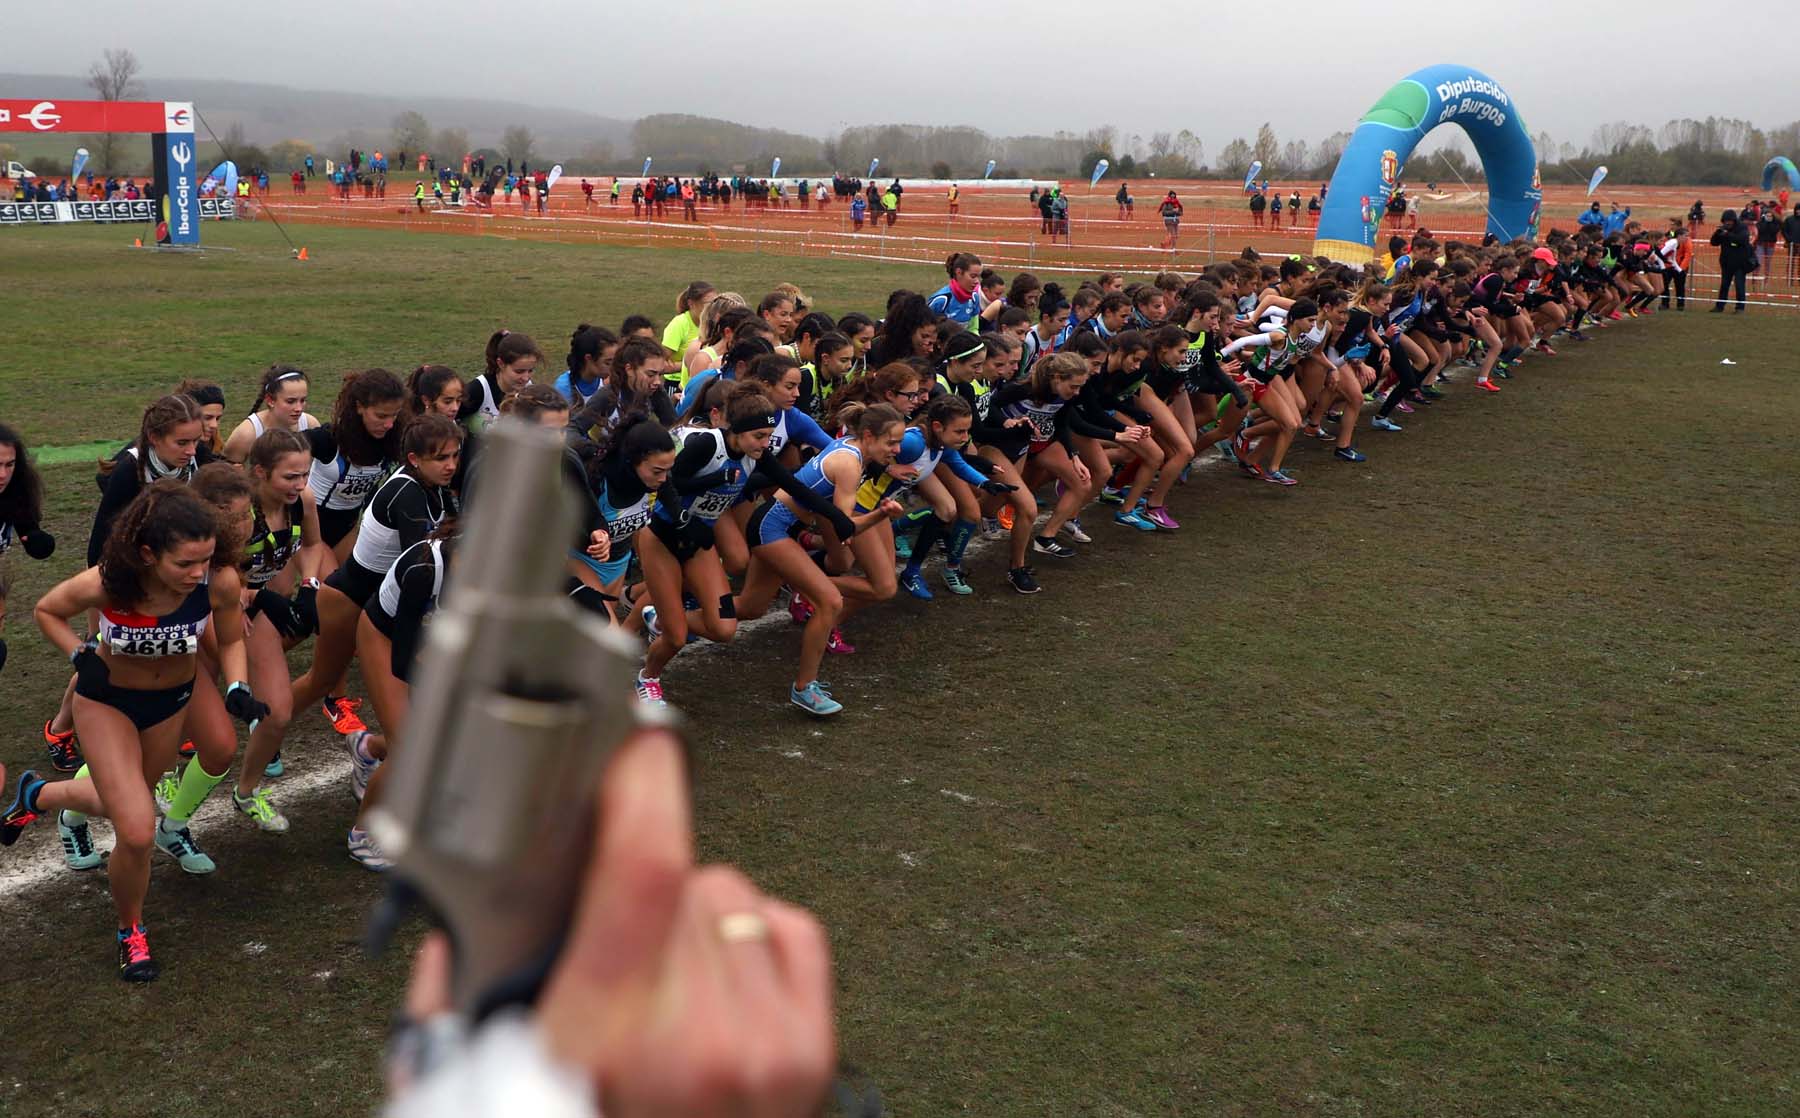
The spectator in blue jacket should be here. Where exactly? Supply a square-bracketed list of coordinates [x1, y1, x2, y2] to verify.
[1602, 204, 1632, 237]
[1578, 202, 1605, 229]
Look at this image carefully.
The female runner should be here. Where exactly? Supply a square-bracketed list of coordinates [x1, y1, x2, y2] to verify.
[460, 330, 542, 430]
[301, 369, 406, 736]
[969, 353, 1096, 592]
[406, 364, 465, 419]
[343, 528, 457, 870]
[1223, 295, 1327, 486]
[4, 481, 267, 981]
[888, 395, 1013, 600]
[245, 415, 462, 828]
[175, 380, 228, 457]
[157, 432, 325, 850]
[222, 365, 318, 463]
[730, 404, 905, 716]
[568, 413, 678, 634]
[634, 383, 854, 703]
[553, 324, 620, 407]
[46, 395, 210, 772]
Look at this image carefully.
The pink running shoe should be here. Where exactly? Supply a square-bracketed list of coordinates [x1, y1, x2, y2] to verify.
[1145, 506, 1181, 530]
[788, 591, 813, 625]
[826, 627, 856, 655]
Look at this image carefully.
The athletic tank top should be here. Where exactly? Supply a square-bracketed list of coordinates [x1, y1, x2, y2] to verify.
[98, 575, 211, 658]
[998, 392, 1068, 444]
[349, 473, 451, 573]
[308, 429, 388, 512]
[788, 438, 861, 503]
[595, 471, 657, 541]
[659, 428, 751, 526]
[248, 412, 316, 439]
[243, 496, 304, 587]
[858, 428, 940, 509]
[374, 538, 447, 621]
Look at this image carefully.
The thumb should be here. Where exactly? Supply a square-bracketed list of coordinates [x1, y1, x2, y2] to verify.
[547, 728, 693, 1000]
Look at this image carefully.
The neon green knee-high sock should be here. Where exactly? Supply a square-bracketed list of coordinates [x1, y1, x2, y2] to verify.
[61, 764, 94, 825]
[166, 758, 228, 823]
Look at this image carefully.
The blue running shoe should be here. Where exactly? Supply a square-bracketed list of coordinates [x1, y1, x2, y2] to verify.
[1114, 509, 1158, 532]
[1, 770, 46, 846]
[900, 569, 933, 600]
[264, 752, 284, 778]
[790, 681, 843, 717]
[1372, 416, 1403, 432]
[941, 566, 973, 596]
[1333, 447, 1367, 463]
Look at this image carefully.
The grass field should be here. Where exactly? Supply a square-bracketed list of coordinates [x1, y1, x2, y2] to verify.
[0, 223, 1796, 1117]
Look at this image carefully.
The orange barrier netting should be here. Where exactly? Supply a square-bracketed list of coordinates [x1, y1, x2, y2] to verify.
[247, 177, 1800, 306]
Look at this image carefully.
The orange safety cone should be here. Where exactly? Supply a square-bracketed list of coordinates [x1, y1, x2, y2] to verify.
[132, 237, 142, 247]
[295, 247, 309, 261]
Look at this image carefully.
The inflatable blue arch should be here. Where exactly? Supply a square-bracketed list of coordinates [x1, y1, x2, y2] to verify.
[1313, 64, 1539, 264]
[1762, 156, 1798, 192]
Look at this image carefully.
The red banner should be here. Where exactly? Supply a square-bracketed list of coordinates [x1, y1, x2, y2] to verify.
[0, 99, 176, 134]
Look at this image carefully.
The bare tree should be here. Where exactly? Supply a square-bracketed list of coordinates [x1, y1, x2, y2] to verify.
[86, 48, 142, 174]
[1253, 123, 1279, 167]
[501, 124, 536, 167]
[391, 111, 432, 156]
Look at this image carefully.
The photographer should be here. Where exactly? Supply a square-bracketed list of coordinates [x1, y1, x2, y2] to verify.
[386, 726, 836, 1118]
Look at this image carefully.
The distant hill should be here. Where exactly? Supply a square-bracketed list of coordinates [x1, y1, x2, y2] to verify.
[0, 73, 635, 155]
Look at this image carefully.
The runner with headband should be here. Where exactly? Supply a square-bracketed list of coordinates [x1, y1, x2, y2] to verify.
[222, 365, 319, 463]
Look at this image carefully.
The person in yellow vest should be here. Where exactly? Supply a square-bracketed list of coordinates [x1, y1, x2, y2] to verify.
[413, 180, 427, 212]
[948, 182, 960, 217]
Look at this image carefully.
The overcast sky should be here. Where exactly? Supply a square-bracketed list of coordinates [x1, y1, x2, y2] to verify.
[9, 1, 1790, 154]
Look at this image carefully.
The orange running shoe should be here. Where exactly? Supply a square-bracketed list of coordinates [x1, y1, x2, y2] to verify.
[321, 695, 367, 735]
[998, 504, 1015, 531]
[43, 719, 83, 773]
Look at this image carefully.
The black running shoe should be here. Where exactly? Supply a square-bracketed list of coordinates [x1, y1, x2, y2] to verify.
[1, 770, 46, 846]
[1031, 536, 1075, 559]
[117, 923, 160, 983]
[1008, 566, 1042, 595]
[43, 720, 83, 773]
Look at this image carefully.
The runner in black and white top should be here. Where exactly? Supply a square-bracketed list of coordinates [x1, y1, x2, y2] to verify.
[459, 329, 542, 431]
[344, 531, 457, 870]
[305, 368, 406, 561]
[222, 365, 320, 463]
[242, 415, 461, 828]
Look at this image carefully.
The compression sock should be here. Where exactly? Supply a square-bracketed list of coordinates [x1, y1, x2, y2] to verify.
[166, 758, 228, 824]
[944, 519, 977, 567]
[906, 516, 946, 577]
[1569, 308, 1587, 331]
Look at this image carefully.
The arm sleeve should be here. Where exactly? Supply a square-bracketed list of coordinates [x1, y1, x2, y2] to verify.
[671, 432, 731, 494]
[1220, 332, 1276, 358]
[304, 425, 338, 463]
[783, 408, 833, 453]
[970, 383, 1025, 444]
[942, 447, 990, 486]
[388, 557, 440, 681]
[386, 483, 438, 551]
[87, 465, 142, 567]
